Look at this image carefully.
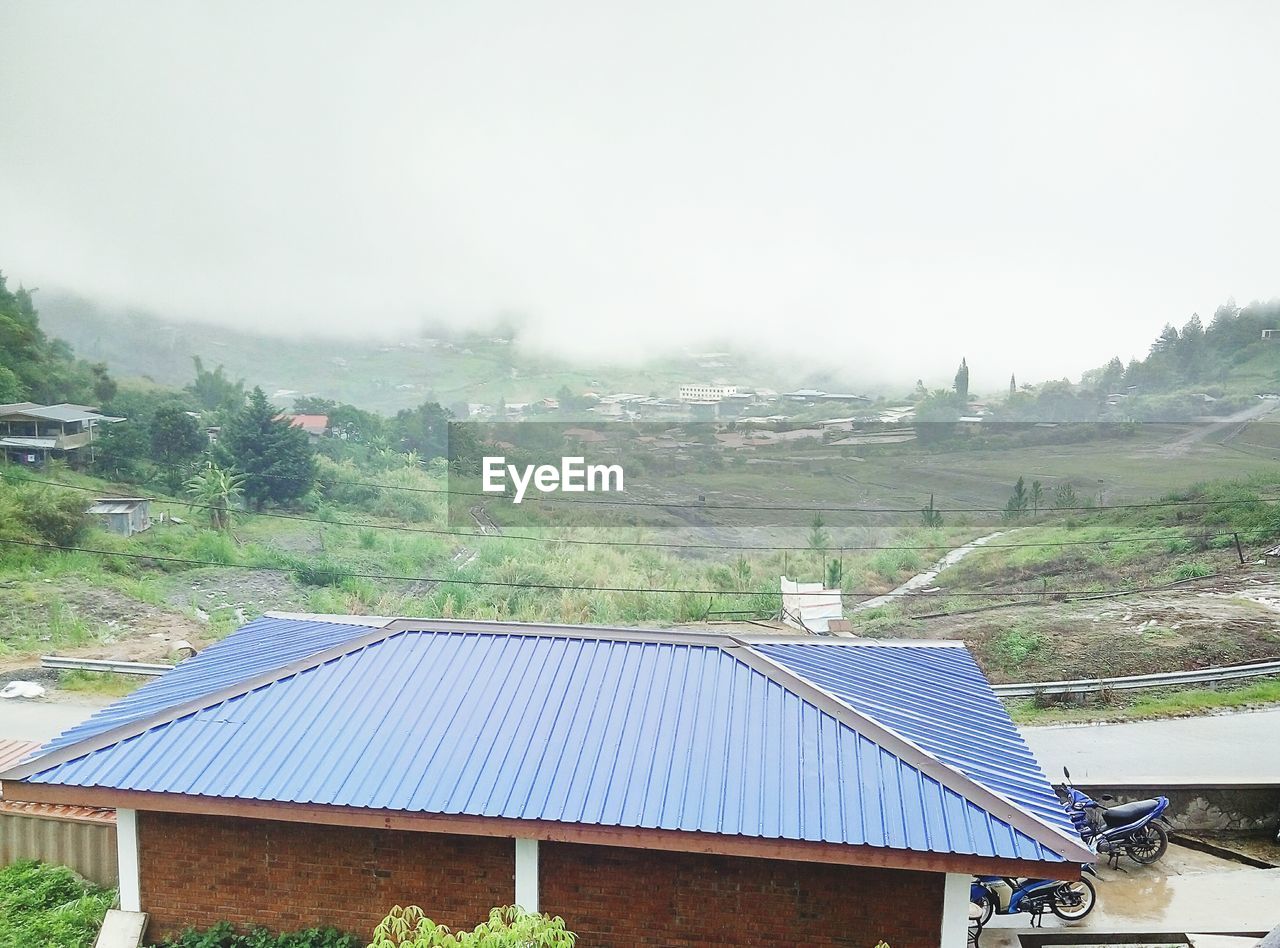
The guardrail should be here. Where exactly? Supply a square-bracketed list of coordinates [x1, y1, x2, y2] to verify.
[40, 656, 174, 677]
[992, 658, 1280, 697]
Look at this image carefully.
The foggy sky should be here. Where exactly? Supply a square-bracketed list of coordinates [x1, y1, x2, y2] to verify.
[2, 1, 1277, 390]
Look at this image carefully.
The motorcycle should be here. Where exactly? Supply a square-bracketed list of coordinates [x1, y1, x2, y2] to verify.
[969, 866, 1099, 928]
[1054, 767, 1171, 866]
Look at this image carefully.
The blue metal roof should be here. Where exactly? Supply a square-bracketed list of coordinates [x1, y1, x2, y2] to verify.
[39, 616, 394, 754]
[13, 620, 1086, 866]
[754, 642, 1076, 835]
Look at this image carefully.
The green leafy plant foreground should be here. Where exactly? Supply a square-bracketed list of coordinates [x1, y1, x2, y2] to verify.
[151, 921, 360, 948]
[0, 860, 115, 948]
[370, 906, 576, 948]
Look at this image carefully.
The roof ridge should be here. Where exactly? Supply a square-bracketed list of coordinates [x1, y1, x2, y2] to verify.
[727, 638, 1093, 863]
[1, 621, 409, 782]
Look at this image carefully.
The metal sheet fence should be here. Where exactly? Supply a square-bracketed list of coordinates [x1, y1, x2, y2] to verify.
[0, 813, 118, 887]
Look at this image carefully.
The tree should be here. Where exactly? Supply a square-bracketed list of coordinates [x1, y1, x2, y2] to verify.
[1029, 479, 1045, 515]
[390, 401, 454, 460]
[1008, 374, 1017, 397]
[1052, 481, 1081, 509]
[185, 462, 244, 531]
[808, 512, 830, 579]
[920, 494, 943, 527]
[188, 357, 246, 413]
[150, 407, 207, 490]
[218, 387, 316, 509]
[1002, 476, 1029, 521]
[0, 271, 116, 405]
[954, 358, 970, 405]
[826, 558, 843, 588]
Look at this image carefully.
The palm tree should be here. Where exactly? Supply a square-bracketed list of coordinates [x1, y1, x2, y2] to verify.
[185, 462, 245, 531]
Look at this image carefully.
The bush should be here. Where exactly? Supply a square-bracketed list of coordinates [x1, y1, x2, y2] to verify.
[370, 905, 576, 947]
[0, 860, 115, 948]
[151, 922, 360, 948]
[0, 480, 90, 547]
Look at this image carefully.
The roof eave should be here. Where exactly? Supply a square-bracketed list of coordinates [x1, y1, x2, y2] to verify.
[0, 782, 1080, 880]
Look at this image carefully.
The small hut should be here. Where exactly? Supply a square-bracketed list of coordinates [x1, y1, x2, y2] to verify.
[87, 498, 151, 537]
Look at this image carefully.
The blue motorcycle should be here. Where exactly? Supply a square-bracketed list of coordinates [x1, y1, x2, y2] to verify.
[970, 867, 1099, 928]
[1054, 768, 1170, 866]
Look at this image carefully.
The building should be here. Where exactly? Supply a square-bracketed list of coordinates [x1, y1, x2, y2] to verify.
[0, 615, 1091, 947]
[781, 388, 826, 402]
[818, 393, 873, 405]
[87, 498, 152, 537]
[283, 414, 329, 439]
[0, 402, 123, 466]
[1262, 329, 1279, 341]
[677, 384, 738, 403]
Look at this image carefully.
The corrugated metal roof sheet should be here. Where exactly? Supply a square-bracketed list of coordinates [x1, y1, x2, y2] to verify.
[754, 642, 1076, 835]
[14, 620, 1086, 866]
[0, 437, 58, 449]
[87, 500, 149, 515]
[0, 740, 113, 823]
[38, 616, 395, 754]
[0, 739, 40, 772]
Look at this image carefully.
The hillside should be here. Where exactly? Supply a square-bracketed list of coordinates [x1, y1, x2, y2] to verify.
[36, 292, 860, 414]
[4, 280, 1279, 723]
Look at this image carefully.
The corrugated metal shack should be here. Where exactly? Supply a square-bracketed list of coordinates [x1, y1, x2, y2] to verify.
[87, 498, 151, 537]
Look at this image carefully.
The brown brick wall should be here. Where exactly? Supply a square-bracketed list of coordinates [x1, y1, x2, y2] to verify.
[540, 842, 945, 948]
[137, 812, 946, 946]
[137, 812, 514, 940]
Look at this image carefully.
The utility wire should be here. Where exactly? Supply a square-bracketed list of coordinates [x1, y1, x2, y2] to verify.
[5, 471, 1269, 554]
[79, 450, 1280, 514]
[0, 536, 1235, 600]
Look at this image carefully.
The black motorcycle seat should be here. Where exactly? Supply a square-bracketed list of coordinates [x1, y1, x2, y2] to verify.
[1101, 799, 1161, 826]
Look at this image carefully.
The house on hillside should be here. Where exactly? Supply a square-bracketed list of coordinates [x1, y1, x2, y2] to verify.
[87, 498, 152, 537]
[0, 402, 124, 466]
[0, 616, 1091, 947]
[283, 414, 329, 440]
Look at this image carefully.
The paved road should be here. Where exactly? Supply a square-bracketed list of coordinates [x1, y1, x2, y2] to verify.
[0, 698, 110, 743]
[1022, 708, 1280, 783]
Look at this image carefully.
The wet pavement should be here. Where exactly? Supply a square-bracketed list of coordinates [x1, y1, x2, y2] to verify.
[1022, 709, 1280, 783]
[976, 843, 1280, 943]
[0, 696, 109, 742]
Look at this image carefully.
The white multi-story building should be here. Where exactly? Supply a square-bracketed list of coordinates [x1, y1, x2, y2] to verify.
[678, 384, 738, 403]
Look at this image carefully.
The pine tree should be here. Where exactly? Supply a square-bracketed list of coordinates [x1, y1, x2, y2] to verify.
[954, 358, 969, 405]
[1009, 374, 1016, 396]
[219, 387, 316, 510]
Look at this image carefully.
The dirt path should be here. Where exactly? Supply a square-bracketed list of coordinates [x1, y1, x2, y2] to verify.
[1151, 401, 1277, 459]
[851, 530, 1011, 612]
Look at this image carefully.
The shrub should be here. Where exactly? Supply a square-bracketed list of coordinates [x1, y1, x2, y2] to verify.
[151, 921, 360, 947]
[370, 905, 576, 947]
[0, 860, 115, 948]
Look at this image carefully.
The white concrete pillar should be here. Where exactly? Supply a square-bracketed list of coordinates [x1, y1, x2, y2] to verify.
[939, 872, 970, 948]
[514, 838, 539, 912]
[116, 809, 141, 912]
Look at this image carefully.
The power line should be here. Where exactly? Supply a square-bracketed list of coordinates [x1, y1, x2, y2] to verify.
[6, 471, 1270, 554]
[0, 536, 1235, 601]
[81, 449, 1280, 514]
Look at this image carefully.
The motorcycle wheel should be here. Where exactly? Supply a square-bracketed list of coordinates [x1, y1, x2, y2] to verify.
[972, 891, 994, 928]
[1050, 878, 1097, 921]
[1127, 823, 1168, 865]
